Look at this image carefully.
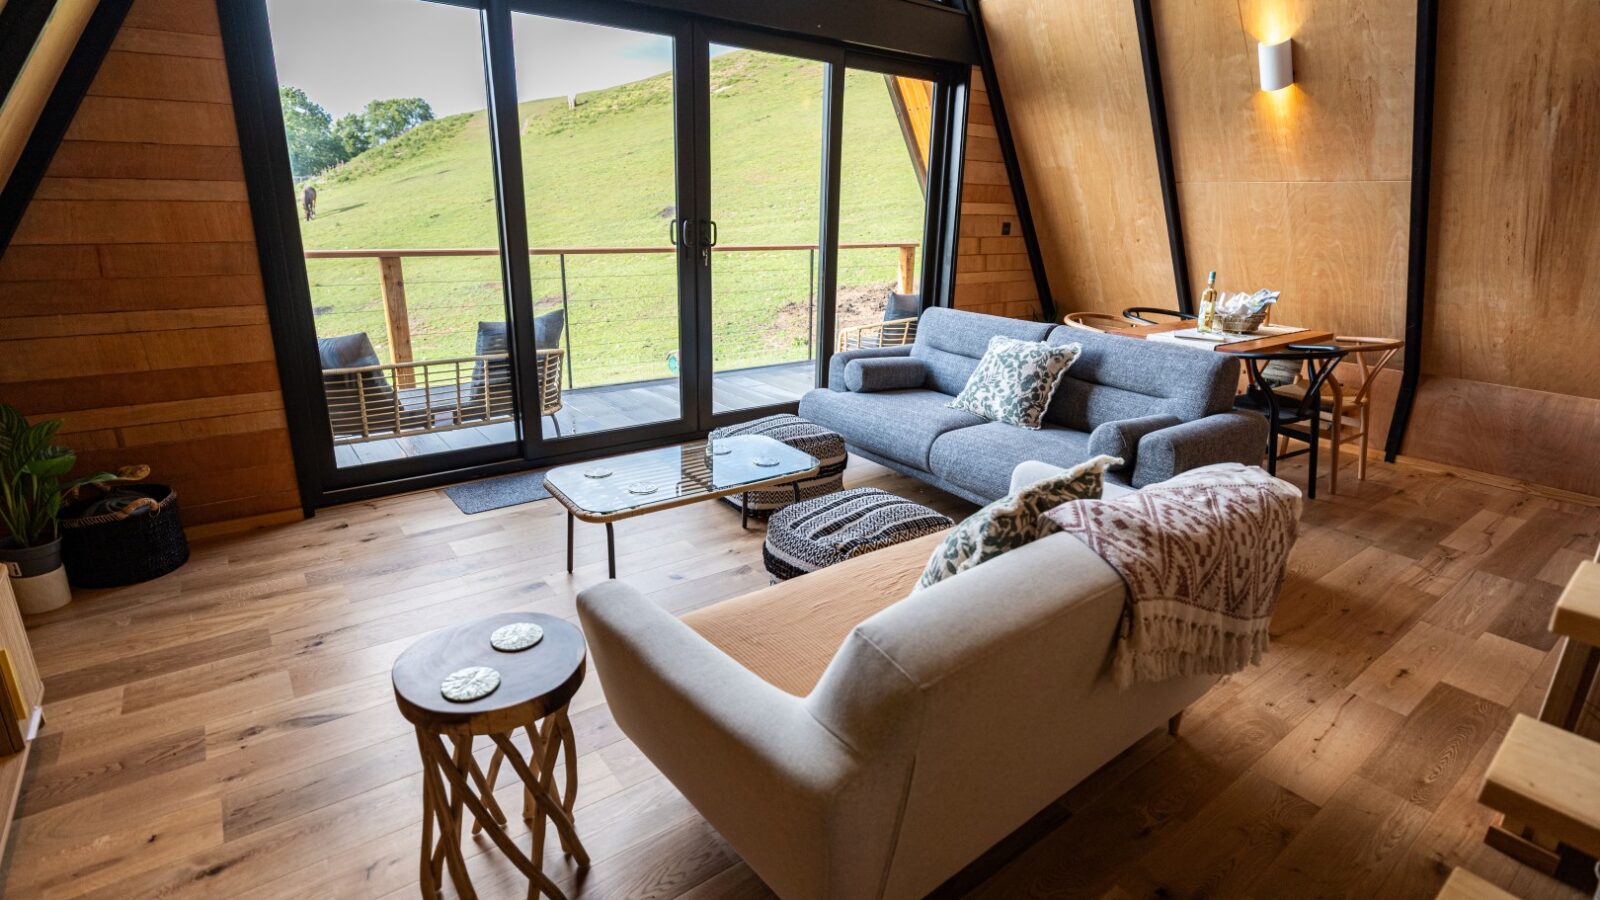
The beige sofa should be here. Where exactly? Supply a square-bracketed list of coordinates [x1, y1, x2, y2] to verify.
[576, 466, 1223, 900]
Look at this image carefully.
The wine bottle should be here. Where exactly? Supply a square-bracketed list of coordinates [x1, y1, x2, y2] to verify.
[1198, 271, 1218, 333]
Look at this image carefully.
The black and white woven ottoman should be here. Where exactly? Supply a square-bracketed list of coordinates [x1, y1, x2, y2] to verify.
[763, 487, 953, 582]
[711, 414, 847, 520]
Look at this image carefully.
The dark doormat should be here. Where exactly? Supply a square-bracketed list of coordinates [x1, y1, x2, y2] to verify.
[443, 470, 552, 514]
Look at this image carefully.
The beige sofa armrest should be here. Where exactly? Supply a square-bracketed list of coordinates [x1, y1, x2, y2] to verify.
[1009, 460, 1137, 499]
[576, 580, 909, 900]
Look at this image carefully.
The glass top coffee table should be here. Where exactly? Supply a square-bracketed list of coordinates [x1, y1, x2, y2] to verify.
[544, 435, 820, 579]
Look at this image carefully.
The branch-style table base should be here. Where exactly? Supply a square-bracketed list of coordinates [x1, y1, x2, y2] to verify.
[394, 613, 590, 900]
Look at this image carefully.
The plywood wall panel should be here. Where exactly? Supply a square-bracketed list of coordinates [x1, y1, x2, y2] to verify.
[0, 0, 300, 529]
[1155, 0, 1414, 334]
[1160, 0, 1414, 184]
[978, 0, 1173, 316]
[1424, 0, 1600, 401]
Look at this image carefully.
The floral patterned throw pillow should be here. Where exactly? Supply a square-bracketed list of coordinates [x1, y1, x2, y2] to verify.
[947, 335, 1081, 429]
[916, 454, 1118, 590]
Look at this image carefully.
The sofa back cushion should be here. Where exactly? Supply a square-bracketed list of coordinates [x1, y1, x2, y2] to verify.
[1042, 326, 1239, 431]
[910, 307, 1053, 396]
[807, 533, 1216, 899]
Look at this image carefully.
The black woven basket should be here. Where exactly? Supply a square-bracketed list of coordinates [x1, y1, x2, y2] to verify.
[60, 484, 189, 588]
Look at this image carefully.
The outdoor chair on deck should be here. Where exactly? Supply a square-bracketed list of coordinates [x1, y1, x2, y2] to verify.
[318, 315, 567, 443]
[836, 289, 920, 351]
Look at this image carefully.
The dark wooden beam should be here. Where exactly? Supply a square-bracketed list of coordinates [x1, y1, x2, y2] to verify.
[967, 0, 1057, 323]
[0, 0, 133, 261]
[1385, 0, 1440, 461]
[1131, 0, 1193, 315]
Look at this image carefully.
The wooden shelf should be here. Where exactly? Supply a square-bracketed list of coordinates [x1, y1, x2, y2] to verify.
[1481, 714, 1600, 860]
[1551, 560, 1600, 646]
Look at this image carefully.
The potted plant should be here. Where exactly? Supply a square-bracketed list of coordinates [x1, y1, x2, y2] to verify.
[0, 405, 118, 614]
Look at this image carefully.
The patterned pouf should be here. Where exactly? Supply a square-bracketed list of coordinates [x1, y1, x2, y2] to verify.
[711, 414, 848, 520]
[763, 488, 953, 582]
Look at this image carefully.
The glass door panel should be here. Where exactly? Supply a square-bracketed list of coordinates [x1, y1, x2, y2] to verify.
[509, 12, 687, 441]
[705, 43, 827, 415]
[267, 0, 518, 474]
[834, 70, 934, 349]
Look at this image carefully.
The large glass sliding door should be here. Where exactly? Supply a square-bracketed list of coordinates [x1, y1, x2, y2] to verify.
[507, 10, 691, 442]
[256, 0, 957, 502]
[265, 0, 520, 481]
[700, 39, 828, 415]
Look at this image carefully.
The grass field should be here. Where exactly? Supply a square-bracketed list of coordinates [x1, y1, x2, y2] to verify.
[296, 50, 926, 388]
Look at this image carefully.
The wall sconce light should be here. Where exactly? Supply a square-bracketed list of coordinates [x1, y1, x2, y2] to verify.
[1258, 39, 1293, 91]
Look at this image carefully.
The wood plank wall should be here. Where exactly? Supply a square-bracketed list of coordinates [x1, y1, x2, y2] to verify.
[952, 68, 1042, 320]
[977, 1, 1174, 315]
[0, 0, 302, 531]
[975, 0, 1599, 498]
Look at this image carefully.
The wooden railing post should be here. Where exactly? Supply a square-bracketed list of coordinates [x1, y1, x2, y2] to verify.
[378, 255, 415, 387]
[896, 244, 917, 296]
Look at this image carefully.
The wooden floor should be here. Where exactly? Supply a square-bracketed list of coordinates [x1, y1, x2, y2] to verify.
[334, 362, 815, 468]
[2, 452, 1597, 899]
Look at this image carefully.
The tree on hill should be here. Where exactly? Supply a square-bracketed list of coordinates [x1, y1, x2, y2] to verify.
[278, 86, 344, 177]
[332, 98, 435, 158]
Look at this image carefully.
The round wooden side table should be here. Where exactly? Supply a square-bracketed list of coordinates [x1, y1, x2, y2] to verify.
[392, 611, 591, 900]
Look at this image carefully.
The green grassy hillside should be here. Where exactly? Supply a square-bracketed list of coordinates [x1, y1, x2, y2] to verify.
[297, 50, 925, 388]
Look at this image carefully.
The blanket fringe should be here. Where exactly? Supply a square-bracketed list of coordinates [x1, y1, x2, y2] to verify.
[1113, 609, 1272, 689]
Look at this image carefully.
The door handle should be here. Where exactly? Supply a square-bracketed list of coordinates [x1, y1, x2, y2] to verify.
[669, 219, 680, 246]
[702, 219, 718, 248]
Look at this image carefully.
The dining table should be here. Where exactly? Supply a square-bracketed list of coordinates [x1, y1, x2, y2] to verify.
[1119, 320, 1336, 353]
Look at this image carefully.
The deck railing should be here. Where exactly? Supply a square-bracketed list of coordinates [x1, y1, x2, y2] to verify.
[303, 242, 918, 390]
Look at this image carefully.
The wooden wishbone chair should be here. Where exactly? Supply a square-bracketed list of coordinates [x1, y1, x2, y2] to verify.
[1063, 311, 1139, 333]
[1271, 335, 1403, 494]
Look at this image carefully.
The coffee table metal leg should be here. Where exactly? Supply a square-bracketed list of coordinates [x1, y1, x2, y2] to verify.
[741, 493, 749, 530]
[566, 511, 574, 574]
[605, 522, 616, 579]
[793, 482, 801, 504]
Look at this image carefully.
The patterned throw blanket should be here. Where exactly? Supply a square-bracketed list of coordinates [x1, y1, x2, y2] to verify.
[1043, 464, 1303, 688]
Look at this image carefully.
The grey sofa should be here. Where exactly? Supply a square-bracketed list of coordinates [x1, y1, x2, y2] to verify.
[799, 307, 1267, 503]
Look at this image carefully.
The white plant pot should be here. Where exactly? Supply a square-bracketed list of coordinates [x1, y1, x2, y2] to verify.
[13, 566, 71, 615]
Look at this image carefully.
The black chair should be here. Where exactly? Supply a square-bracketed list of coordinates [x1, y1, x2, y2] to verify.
[1233, 344, 1348, 499]
[1121, 306, 1197, 325]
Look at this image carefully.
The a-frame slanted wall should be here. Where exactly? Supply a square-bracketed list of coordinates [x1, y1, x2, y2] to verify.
[0, 0, 302, 531]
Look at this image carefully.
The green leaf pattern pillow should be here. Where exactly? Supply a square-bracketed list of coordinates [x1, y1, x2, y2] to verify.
[916, 454, 1119, 590]
[947, 335, 1082, 429]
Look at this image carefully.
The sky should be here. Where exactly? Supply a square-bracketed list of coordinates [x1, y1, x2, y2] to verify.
[265, 0, 690, 118]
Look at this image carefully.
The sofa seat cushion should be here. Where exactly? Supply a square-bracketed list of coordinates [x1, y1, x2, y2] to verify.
[928, 421, 1099, 501]
[799, 388, 985, 470]
[682, 530, 948, 696]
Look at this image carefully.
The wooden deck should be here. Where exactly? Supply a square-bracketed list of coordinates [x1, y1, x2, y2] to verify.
[334, 361, 815, 468]
[4, 453, 1597, 899]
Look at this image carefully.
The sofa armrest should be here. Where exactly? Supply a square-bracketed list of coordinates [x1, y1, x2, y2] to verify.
[576, 581, 893, 899]
[844, 357, 927, 393]
[827, 344, 914, 390]
[1132, 410, 1268, 488]
[1087, 414, 1182, 473]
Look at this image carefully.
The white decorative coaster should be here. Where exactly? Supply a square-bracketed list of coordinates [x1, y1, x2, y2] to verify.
[752, 456, 779, 467]
[583, 467, 612, 479]
[626, 481, 659, 495]
[441, 665, 501, 702]
[491, 621, 544, 652]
